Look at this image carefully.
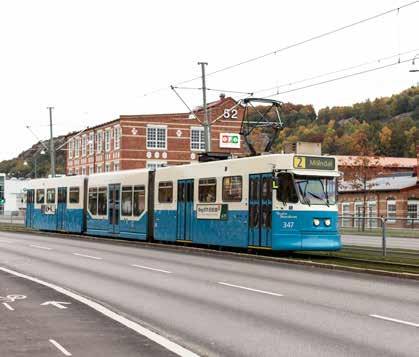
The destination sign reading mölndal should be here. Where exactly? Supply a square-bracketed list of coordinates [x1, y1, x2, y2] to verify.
[293, 156, 335, 170]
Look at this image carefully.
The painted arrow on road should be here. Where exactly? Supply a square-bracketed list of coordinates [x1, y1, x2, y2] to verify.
[41, 301, 71, 309]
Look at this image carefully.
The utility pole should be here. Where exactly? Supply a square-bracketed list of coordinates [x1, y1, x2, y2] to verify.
[47, 106, 56, 177]
[198, 62, 211, 152]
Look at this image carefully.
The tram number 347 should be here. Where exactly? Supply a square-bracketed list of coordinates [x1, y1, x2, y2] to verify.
[282, 222, 294, 229]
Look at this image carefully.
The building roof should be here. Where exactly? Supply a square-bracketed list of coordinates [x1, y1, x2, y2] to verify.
[339, 173, 418, 193]
[336, 155, 417, 168]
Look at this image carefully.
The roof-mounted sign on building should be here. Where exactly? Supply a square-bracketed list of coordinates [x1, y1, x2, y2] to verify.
[219, 133, 240, 149]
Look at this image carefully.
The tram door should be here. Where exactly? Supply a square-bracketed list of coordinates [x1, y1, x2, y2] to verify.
[56, 187, 67, 231]
[176, 179, 194, 241]
[248, 173, 272, 248]
[108, 184, 121, 234]
[26, 189, 35, 228]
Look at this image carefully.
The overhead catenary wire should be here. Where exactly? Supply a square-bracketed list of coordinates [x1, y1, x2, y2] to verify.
[253, 47, 419, 95]
[139, 0, 418, 98]
[262, 57, 414, 99]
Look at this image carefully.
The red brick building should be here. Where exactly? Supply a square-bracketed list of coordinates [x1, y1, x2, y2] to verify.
[66, 95, 246, 175]
[337, 147, 419, 228]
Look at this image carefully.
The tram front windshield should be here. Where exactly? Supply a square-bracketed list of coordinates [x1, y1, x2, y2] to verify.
[294, 175, 336, 205]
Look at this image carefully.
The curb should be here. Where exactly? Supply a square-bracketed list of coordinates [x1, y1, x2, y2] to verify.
[1, 226, 419, 281]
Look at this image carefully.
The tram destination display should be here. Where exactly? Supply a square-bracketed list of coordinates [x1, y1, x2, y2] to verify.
[196, 204, 228, 220]
[293, 156, 335, 170]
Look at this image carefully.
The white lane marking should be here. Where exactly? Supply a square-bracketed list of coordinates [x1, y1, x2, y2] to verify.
[72, 253, 102, 260]
[0, 267, 199, 357]
[41, 301, 71, 309]
[131, 264, 172, 274]
[3, 303, 14, 311]
[30, 244, 52, 250]
[370, 314, 419, 328]
[49, 339, 72, 356]
[218, 282, 284, 297]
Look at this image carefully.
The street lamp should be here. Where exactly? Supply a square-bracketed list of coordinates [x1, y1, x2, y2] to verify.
[24, 149, 46, 178]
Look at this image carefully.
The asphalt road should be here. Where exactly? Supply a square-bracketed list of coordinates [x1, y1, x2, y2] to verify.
[1, 231, 419, 357]
[0, 269, 177, 357]
[342, 234, 419, 250]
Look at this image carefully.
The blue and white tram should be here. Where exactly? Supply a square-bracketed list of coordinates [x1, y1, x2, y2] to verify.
[25, 153, 341, 251]
[25, 175, 87, 233]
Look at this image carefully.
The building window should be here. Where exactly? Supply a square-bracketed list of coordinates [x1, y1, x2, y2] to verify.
[75, 168, 79, 175]
[341, 202, 351, 227]
[387, 199, 396, 224]
[68, 139, 74, 159]
[146, 161, 167, 170]
[190, 126, 205, 151]
[88, 132, 95, 156]
[114, 126, 121, 150]
[81, 167, 86, 176]
[96, 131, 103, 153]
[199, 178, 216, 202]
[158, 181, 173, 203]
[89, 165, 94, 175]
[105, 163, 111, 172]
[222, 176, 242, 202]
[147, 125, 167, 150]
[105, 128, 111, 152]
[74, 138, 80, 158]
[114, 162, 120, 171]
[96, 164, 102, 173]
[82, 135, 87, 157]
[69, 187, 80, 204]
[407, 200, 419, 223]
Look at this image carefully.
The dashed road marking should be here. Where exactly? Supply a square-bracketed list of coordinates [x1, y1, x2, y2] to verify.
[218, 282, 284, 297]
[131, 264, 172, 274]
[0, 267, 200, 357]
[30, 244, 52, 250]
[2, 303, 14, 311]
[49, 339, 72, 356]
[72, 253, 102, 260]
[370, 314, 419, 328]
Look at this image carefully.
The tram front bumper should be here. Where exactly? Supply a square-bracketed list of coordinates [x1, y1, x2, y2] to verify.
[272, 231, 341, 251]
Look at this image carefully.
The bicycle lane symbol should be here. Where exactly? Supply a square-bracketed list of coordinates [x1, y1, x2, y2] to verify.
[1, 295, 27, 310]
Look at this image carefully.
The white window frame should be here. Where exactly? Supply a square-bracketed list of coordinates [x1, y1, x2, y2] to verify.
[146, 160, 167, 170]
[88, 132, 95, 156]
[407, 199, 419, 223]
[74, 138, 80, 158]
[89, 165, 94, 175]
[190, 126, 205, 151]
[105, 128, 111, 152]
[114, 126, 121, 150]
[68, 139, 74, 159]
[96, 164, 102, 173]
[146, 125, 167, 150]
[81, 135, 87, 157]
[114, 162, 120, 171]
[386, 199, 396, 224]
[81, 166, 86, 175]
[341, 202, 351, 228]
[96, 130, 103, 153]
[105, 163, 111, 172]
[366, 201, 377, 228]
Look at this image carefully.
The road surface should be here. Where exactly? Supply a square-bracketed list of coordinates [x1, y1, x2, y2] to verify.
[342, 234, 419, 250]
[1, 231, 418, 356]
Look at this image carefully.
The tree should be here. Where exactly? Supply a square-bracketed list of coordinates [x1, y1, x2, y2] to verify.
[379, 126, 392, 155]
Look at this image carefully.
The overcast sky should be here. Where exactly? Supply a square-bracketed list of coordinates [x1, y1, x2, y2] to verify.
[0, 0, 418, 161]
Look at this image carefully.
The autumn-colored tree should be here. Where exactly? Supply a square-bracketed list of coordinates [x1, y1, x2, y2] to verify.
[379, 126, 392, 155]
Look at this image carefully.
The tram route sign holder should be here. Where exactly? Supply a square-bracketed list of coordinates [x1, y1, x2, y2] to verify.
[293, 156, 335, 170]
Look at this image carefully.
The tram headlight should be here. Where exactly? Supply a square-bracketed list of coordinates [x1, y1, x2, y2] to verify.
[313, 219, 320, 227]
[324, 219, 331, 227]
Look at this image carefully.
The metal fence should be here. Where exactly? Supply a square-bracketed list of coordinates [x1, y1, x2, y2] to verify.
[0, 212, 25, 225]
[339, 215, 419, 255]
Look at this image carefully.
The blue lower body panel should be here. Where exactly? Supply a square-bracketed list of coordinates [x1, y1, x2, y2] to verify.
[30, 208, 84, 233]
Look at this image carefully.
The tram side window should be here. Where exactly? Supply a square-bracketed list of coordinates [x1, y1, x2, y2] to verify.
[276, 173, 298, 203]
[122, 186, 133, 216]
[88, 188, 98, 215]
[199, 178, 216, 203]
[36, 189, 45, 204]
[98, 187, 107, 215]
[133, 186, 145, 216]
[46, 189, 56, 204]
[69, 187, 80, 204]
[158, 181, 173, 203]
[222, 176, 242, 202]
